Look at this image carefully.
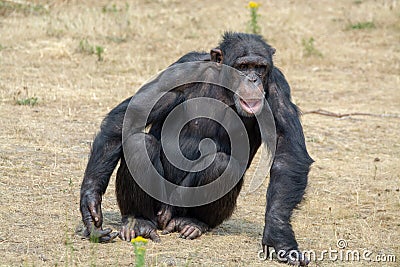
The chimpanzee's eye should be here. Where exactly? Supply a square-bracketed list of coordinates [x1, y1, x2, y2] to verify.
[255, 65, 267, 74]
[238, 64, 247, 71]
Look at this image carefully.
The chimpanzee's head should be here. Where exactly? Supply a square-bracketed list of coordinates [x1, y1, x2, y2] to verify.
[210, 32, 275, 117]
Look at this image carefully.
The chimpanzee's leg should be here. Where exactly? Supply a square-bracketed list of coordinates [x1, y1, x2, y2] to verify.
[162, 152, 244, 239]
[116, 133, 165, 242]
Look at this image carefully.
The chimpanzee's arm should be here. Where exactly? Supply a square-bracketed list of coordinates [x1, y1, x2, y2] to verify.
[79, 97, 130, 241]
[262, 67, 313, 265]
[80, 91, 184, 242]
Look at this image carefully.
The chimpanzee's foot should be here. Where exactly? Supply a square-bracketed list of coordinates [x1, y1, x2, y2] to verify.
[263, 245, 310, 266]
[161, 217, 209, 240]
[279, 248, 309, 266]
[285, 250, 309, 266]
[157, 205, 173, 229]
[119, 216, 161, 242]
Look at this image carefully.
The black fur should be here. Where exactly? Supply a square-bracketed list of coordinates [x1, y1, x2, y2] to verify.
[80, 32, 313, 265]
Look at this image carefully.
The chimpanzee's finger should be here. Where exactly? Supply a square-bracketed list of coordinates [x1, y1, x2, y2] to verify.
[180, 225, 199, 239]
[149, 230, 161, 243]
[161, 219, 177, 235]
[185, 227, 202, 240]
[98, 231, 119, 243]
[88, 201, 103, 228]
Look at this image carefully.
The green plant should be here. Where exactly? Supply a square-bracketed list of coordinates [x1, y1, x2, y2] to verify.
[102, 3, 129, 13]
[131, 236, 148, 267]
[16, 97, 38, 106]
[247, 1, 261, 34]
[347, 21, 376, 30]
[89, 226, 100, 243]
[78, 39, 95, 55]
[102, 3, 118, 13]
[88, 234, 99, 267]
[78, 39, 105, 61]
[302, 37, 323, 58]
[95, 46, 104, 61]
[0, 0, 48, 16]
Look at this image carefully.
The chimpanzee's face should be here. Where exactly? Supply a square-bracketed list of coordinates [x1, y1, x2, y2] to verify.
[232, 53, 272, 116]
[211, 37, 274, 117]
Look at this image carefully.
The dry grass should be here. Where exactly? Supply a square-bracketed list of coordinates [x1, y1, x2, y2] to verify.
[0, 0, 399, 266]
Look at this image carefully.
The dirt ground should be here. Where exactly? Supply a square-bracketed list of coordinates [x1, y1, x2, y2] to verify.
[0, 0, 399, 266]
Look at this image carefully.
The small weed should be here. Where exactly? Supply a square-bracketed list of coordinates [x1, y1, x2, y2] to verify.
[0, 0, 48, 16]
[14, 87, 38, 106]
[346, 21, 376, 30]
[0, 44, 4, 51]
[302, 37, 323, 58]
[247, 1, 261, 34]
[102, 4, 118, 13]
[89, 232, 100, 243]
[95, 46, 104, 61]
[102, 3, 129, 13]
[131, 236, 148, 267]
[16, 97, 38, 106]
[78, 39, 95, 55]
[78, 39, 105, 61]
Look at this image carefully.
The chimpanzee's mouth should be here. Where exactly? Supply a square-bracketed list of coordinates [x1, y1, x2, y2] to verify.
[239, 99, 263, 114]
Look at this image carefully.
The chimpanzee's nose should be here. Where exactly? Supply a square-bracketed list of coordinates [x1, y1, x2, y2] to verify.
[248, 73, 258, 83]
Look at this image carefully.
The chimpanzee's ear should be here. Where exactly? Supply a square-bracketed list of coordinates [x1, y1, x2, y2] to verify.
[270, 47, 276, 56]
[210, 48, 223, 63]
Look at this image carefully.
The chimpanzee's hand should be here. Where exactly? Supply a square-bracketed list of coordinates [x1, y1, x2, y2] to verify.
[80, 191, 118, 242]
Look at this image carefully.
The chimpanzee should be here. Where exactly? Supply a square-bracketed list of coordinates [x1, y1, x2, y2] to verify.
[80, 32, 313, 266]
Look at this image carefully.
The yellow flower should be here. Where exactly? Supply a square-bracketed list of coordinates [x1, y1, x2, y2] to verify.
[131, 236, 148, 244]
[248, 1, 260, 9]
